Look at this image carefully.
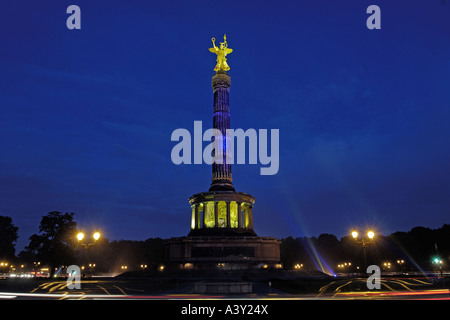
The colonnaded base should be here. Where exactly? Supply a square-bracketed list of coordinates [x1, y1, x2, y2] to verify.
[165, 236, 282, 270]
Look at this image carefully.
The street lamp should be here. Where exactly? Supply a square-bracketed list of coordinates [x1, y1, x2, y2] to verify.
[397, 259, 405, 274]
[351, 229, 375, 245]
[93, 232, 101, 241]
[351, 229, 375, 272]
[77, 232, 84, 241]
[433, 257, 443, 277]
[0, 262, 8, 274]
[337, 262, 352, 273]
[294, 263, 303, 270]
[77, 230, 101, 249]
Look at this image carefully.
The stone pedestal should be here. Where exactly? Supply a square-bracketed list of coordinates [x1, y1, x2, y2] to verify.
[165, 235, 281, 270]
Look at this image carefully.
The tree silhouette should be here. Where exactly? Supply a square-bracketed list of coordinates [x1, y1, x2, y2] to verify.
[0, 216, 18, 261]
[25, 211, 78, 276]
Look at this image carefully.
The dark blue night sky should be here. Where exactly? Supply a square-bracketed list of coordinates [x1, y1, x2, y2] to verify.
[1, 0, 449, 251]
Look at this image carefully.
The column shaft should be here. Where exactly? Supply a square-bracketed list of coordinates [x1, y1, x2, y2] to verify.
[237, 202, 242, 228]
[226, 201, 231, 228]
[202, 202, 207, 228]
[248, 205, 254, 230]
[214, 201, 219, 228]
[194, 204, 199, 229]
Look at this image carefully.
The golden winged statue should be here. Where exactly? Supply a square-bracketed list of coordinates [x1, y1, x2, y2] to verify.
[209, 34, 233, 72]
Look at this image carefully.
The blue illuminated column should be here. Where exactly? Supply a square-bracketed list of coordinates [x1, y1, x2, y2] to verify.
[209, 71, 235, 191]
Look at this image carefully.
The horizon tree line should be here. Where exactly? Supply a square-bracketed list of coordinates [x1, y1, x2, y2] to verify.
[0, 212, 449, 275]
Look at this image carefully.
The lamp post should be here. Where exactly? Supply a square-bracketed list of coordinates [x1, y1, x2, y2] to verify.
[396, 259, 405, 274]
[433, 257, 443, 277]
[352, 229, 375, 272]
[77, 231, 101, 249]
[294, 263, 303, 270]
[0, 262, 8, 276]
[76, 231, 101, 278]
[337, 262, 352, 274]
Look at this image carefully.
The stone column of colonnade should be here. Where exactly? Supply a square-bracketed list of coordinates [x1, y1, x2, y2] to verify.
[190, 201, 253, 230]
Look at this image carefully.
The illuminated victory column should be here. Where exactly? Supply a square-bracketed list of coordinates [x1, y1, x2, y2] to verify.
[209, 35, 234, 192]
[188, 35, 255, 236]
[166, 35, 280, 270]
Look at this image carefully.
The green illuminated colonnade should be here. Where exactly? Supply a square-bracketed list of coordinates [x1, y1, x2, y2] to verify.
[188, 191, 255, 236]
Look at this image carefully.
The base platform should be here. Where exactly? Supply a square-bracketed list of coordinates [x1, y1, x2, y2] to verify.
[165, 235, 281, 270]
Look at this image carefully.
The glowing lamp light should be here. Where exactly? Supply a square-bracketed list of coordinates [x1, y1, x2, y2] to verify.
[93, 232, 101, 241]
[77, 232, 85, 241]
[367, 231, 375, 239]
[351, 231, 358, 239]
